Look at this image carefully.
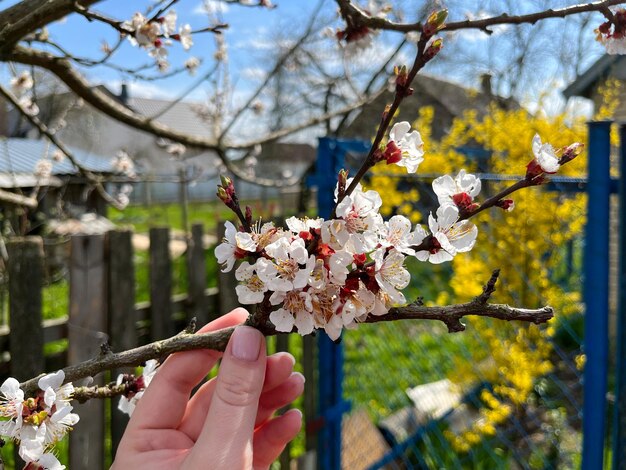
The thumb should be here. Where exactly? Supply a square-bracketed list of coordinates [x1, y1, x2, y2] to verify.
[187, 326, 267, 469]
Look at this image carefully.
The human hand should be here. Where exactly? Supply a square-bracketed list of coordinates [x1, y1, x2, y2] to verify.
[112, 308, 304, 470]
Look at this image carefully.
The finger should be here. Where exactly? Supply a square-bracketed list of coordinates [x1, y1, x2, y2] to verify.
[127, 308, 249, 431]
[252, 409, 303, 470]
[178, 352, 295, 440]
[255, 372, 305, 427]
[185, 326, 266, 468]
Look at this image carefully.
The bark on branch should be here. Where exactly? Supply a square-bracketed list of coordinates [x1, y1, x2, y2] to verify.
[336, 0, 626, 34]
[19, 270, 553, 396]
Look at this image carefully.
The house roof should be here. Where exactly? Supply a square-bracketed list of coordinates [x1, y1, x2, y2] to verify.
[0, 138, 115, 187]
[563, 54, 623, 99]
[91, 85, 213, 138]
[125, 97, 213, 138]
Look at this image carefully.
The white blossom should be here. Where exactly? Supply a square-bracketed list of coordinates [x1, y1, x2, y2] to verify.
[11, 71, 34, 96]
[0, 377, 24, 438]
[372, 248, 410, 304]
[112, 150, 136, 177]
[184, 56, 200, 74]
[388, 122, 424, 173]
[342, 280, 376, 323]
[258, 237, 315, 291]
[162, 10, 177, 37]
[379, 215, 420, 255]
[165, 142, 186, 157]
[118, 360, 158, 417]
[532, 134, 560, 173]
[31, 453, 65, 470]
[178, 24, 193, 50]
[269, 290, 314, 335]
[432, 169, 481, 206]
[235, 261, 268, 304]
[333, 185, 383, 253]
[286, 216, 322, 234]
[215, 220, 257, 272]
[19, 96, 40, 116]
[52, 149, 65, 163]
[34, 159, 52, 180]
[416, 205, 478, 264]
[601, 35, 626, 55]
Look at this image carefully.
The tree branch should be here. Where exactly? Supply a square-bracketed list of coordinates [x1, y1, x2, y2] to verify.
[19, 270, 552, 396]
[335, 0, 626, 34]
[0, 0, 102, 52]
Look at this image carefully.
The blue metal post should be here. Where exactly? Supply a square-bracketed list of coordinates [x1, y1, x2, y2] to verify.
[312, 138, 369, 470]
[582, 121, 612, 470]
[613, 124, 626, 469]
[316, 137, 344, 470]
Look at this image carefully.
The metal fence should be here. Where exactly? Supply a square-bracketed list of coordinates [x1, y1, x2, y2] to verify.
[312, 121, 624, 470]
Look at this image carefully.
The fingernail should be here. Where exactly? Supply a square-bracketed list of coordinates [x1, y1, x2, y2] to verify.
[231, 326, 262, 361]
[291, 372, 305, 384]
[285, 408, 303, 420]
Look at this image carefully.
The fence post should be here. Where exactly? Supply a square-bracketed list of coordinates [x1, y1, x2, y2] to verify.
[316, 137, 343, 470]
[149, 227, 175, 340]
[7, 237, 45, 468]
[68, 234, 107, 470]
[582, 121, 611, 470]
[107, 229, 136, 458]
[187, 223, 208, 326]
[613, 124, 626, 469]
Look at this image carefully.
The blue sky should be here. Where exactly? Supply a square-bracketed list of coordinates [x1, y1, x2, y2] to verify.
[2, 0, 612, 118]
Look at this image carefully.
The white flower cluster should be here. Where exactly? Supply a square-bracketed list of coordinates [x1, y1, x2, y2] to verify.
[122, 10, 193, 72]
[111, 150, 136, 178]
[216, 170, 480, 340]
[117, 360, 159, 417]
[0, 371, 79, 469]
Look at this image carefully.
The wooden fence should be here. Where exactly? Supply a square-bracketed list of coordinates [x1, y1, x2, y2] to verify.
[0, 224, 317, 469]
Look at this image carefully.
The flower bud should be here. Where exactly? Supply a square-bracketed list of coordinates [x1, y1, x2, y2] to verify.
[424, 38, 443, 61]
[424, 9, 448, 36]
[217, 186, 232, 205]
[559, 142, 584, 165]
[496, 199, 515, 212]
[394, 65, 413, 97]
[338, 169, 348, 198]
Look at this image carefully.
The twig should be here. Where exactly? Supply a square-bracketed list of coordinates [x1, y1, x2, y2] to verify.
[335, 0, 626, 34]
[332, 32, 432, 217]
[19, 270, 553, 396]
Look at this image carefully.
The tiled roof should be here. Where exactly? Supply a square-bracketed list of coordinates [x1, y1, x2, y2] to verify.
[0, 138, 115, 176]
[126, 97, 213, 137]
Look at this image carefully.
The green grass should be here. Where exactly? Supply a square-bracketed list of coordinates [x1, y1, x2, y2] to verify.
[108, 201, 237, 233]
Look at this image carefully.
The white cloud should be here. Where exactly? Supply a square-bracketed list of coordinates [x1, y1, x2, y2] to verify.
[240, 67, 266, 80]
[194, 0, 229, 15]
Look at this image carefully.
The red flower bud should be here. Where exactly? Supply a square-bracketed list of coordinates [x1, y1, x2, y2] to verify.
[154, 38, 163, 48]
[559, 142, 584, 165]
[496, 199, 515, 212]
[384, 141, 403, 165]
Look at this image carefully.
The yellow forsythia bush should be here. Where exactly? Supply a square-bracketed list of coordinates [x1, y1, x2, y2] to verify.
[370, 96, 601, 452]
